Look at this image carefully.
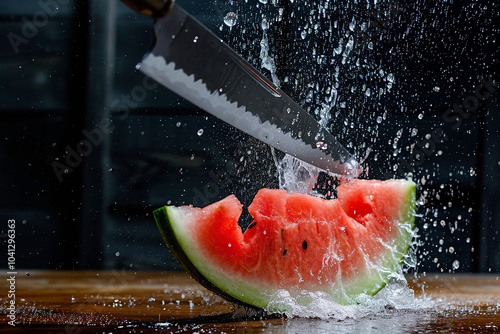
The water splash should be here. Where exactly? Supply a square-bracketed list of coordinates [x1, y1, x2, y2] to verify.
[259, 16, 281, 87]
[258, 13, 321, 194]
[266, 279, 434, 320]
[271, 150, 320, 194]
[244, 0, 471, 276]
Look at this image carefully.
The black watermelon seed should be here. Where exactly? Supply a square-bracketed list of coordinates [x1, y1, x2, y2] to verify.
[302, 240, 308, 250]
[282, 249, 287, 256]
[247, 221, 257, 229]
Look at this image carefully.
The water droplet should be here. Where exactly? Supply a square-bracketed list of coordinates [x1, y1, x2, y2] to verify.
[197, 129, 204, 136]
[334, 41, 343, 55]
[305, 90, 313, 103]
[259, 0, 268, 3]
[224, 12, 238, 27]
[261, 17, 269, 30]
[176, 122, 181, 127]
[348, 18, 356, 32]
[433, 86, 440, 92]
[452, 260, 460, 270]
[228, 243, 232, 247]
[376, 116, 383, 123]
[115, 252, 120, 256]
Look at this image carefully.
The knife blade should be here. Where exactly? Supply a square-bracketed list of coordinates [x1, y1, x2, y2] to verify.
[124, 0, 360, 177]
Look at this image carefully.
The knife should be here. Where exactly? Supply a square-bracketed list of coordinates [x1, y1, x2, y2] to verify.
[121, 0, 360, 177]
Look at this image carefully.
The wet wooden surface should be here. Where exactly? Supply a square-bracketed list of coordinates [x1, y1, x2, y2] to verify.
[0, 271, 499, 333]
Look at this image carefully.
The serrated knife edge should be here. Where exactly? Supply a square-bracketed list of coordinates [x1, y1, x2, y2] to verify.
[138, 54, 358, 176]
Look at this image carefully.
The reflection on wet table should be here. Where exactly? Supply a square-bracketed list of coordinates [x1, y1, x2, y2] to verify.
[0, 271, 499, 333]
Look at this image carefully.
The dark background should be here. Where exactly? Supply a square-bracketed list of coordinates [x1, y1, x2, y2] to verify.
[0, 0, 499, 273]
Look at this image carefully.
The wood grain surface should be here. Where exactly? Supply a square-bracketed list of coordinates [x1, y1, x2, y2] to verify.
[0, 271, 499, 333]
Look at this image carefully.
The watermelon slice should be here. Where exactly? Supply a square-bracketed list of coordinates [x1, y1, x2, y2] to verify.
[153, 179, 415, 310]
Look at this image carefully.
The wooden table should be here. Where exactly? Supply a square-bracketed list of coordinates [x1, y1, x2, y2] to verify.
[1, 271, 499, 333]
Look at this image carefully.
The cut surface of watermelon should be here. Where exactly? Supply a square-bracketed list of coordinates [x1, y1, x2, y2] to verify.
[153, 179, 416, 310]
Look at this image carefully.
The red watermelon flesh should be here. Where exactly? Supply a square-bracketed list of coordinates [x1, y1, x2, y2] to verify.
[154, 179, 415, 309]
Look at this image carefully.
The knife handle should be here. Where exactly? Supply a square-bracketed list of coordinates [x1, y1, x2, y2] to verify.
[121, 0, 174, 18]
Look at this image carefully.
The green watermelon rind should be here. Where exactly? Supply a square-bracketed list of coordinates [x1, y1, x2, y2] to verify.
[154, 205, 272, 309]
[153, 180, 416, 310]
